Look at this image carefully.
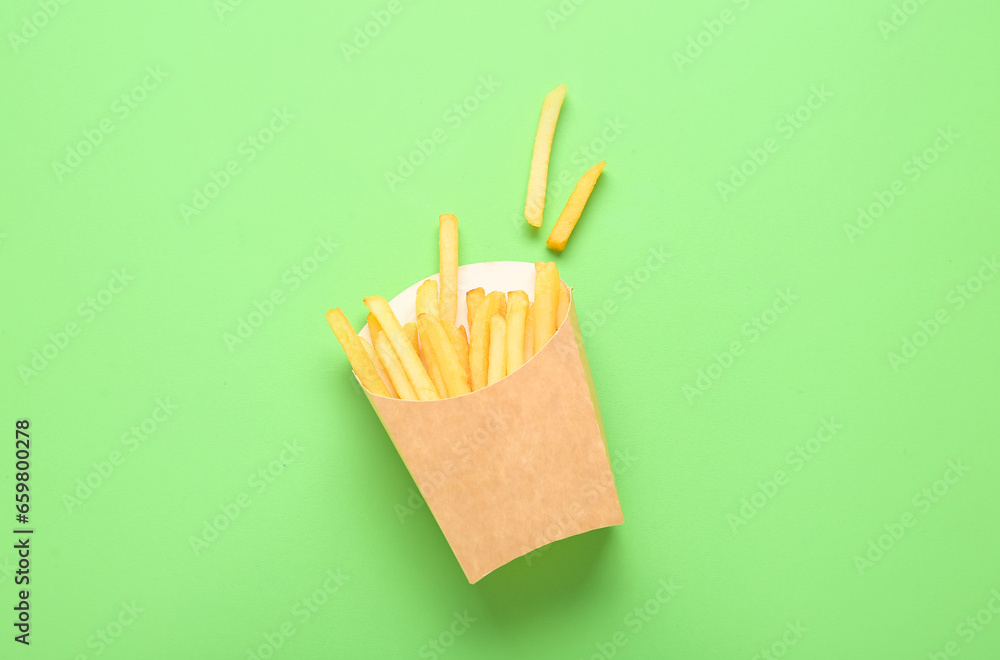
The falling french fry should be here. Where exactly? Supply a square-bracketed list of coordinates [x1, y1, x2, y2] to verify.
[546, 161, 605, 251]
[525, 84, 568, 227]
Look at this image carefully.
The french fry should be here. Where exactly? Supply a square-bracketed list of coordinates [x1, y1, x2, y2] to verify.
[360, 336, 397, 398]
[479, 291, 506, 324]
[487, 314, 507, 385]
[533, 262, 559, 350]
[546, 161, 605, 251]
[418, 315, 447, 395]
[525, 83, 567, 227]
[367, 312, 383, 342]
[325, 308, 390, 397]
[457, 325, 472, 387]
[495, 291, 507, 319]
[535, 261, 544, 272]
[505, 291, 529, 374]
[403, 321, 419, 355]
[468, 291, 504, 390]
[445, 323, 471, 388]
[439, 214, 459, 326]
[466, 287, 484, 332]
[524, 302, 535, 359]
[418, 314, 471, 397]
[416, 279, 439, 319]
[411, 289, 448, 391]
[374, 332, 418, 400]
[364, 297, 438, 400]
[418, 325, 448, 398]
[557, 282, 570, 325]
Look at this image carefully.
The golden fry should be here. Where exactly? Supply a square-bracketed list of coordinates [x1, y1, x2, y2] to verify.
[325, 308, 390, 397]
[487, 314, 507, 386]
[367, 313, 383, 342]
[403, 321, 419, 355]
[439, 214, 459, 326]
[547, 161, 605, 251]
[533, 262, 559, 350]
[359, 336, 397, 398]
[426, 349, 448, 397]
[524, 302, 535, 360]
[416, 279, 439, 319]
[420, 341, 448, 398]
[374, 332, 418, 400]
[525, 84, 567, 227]
[505, 291, 529, 374]
[466, 287, 484, 332]
[364, 297, 438, 400]
[468, 291, 504, 390]
[445, 323, 471, 389]
[413, 291, 446, 398]
[418, 314, 472, 397]
[557, 282, 570, 326]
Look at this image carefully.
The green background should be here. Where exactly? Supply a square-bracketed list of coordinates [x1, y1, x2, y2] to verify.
[2, 0, 998, 657]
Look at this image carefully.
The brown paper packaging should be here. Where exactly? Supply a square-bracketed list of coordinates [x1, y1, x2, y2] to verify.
[358, 261, 623, 583]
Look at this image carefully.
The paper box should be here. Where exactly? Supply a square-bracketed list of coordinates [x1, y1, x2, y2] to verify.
[358, 261, 623, 583]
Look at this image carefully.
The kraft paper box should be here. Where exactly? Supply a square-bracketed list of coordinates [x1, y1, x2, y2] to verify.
[358, 261, 624, 583]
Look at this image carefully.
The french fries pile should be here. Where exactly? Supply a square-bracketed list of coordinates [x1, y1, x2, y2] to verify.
[326, 215, 569, 400]
[525, 83, 605, 252]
